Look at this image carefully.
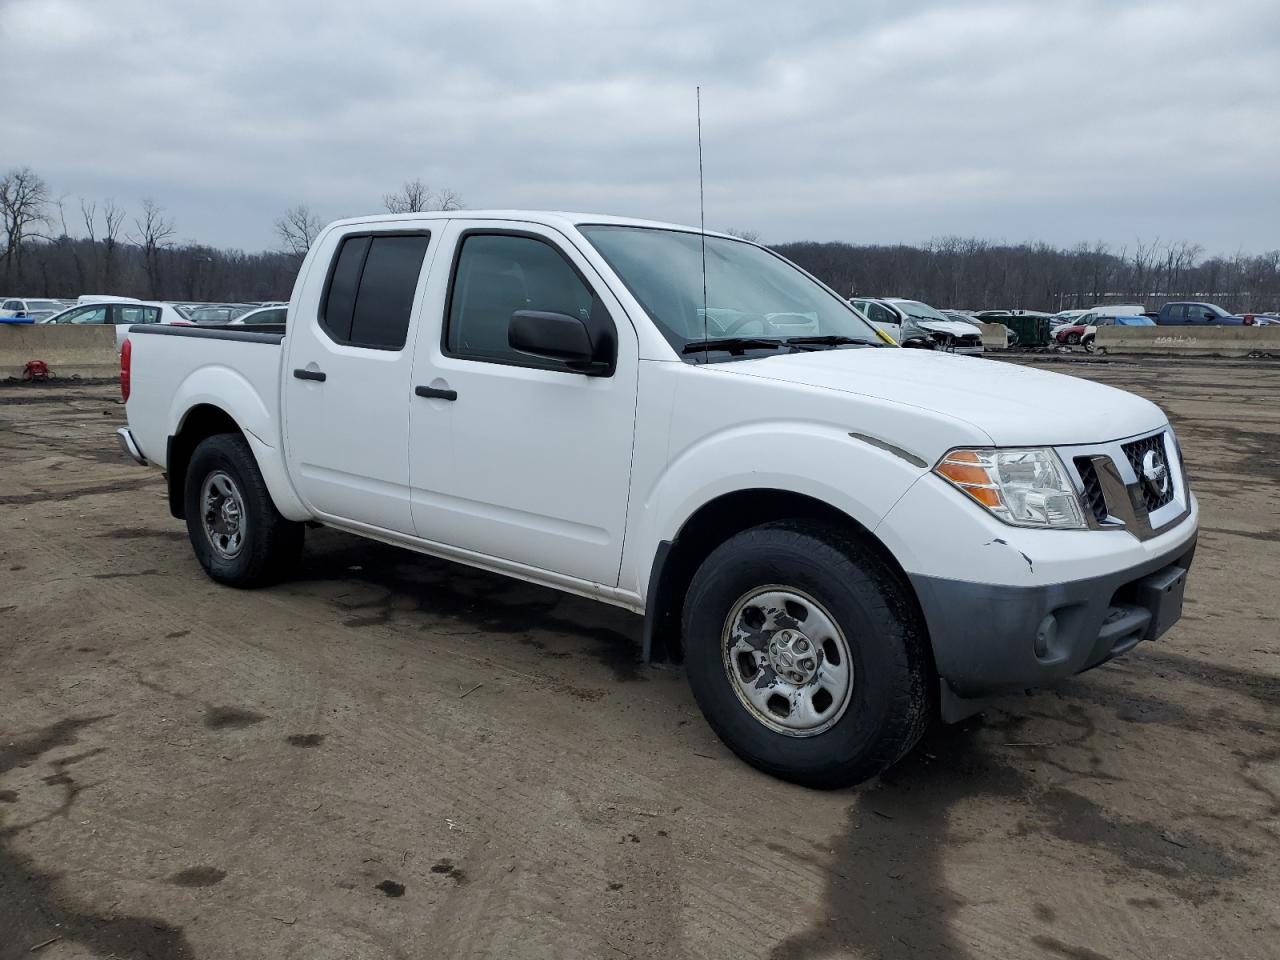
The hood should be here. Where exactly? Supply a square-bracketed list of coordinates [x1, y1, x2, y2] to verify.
[719, 348, 1166, 447]
[914, 319, 981, 337]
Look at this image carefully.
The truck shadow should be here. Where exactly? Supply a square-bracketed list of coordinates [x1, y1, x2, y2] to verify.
[289, 527, 647, 682]
[774, 680, 1262, 960]
[0, 716, 192, 959]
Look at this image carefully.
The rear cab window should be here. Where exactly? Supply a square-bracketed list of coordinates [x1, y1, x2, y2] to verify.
[320, 232, 431, 350]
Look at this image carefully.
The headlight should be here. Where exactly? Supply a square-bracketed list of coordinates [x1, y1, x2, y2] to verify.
[934, 448, 1085, 529]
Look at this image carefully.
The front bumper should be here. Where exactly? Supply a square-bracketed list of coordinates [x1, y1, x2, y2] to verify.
[913, 530, 1196, 719]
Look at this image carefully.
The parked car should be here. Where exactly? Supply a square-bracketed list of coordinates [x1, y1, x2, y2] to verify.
[117, 210, 1198, 789]
[940, 310, 1017, 348]
[1053, 305, 1147, 344]
[0, 298, 65, 322]
[850, 297, 983, 354]
[189, 304, 259, 324]
[1049, 309, 1089, 336]
[1055, 315, 1156, 352]
[228, 305, 287, 326]
[42, 300, 191, 348]
[1155, 302, 1256, 326]
[76, 294, 141, 305]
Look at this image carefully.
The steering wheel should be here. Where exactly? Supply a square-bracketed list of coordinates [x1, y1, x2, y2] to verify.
[712, 313, 766, 336]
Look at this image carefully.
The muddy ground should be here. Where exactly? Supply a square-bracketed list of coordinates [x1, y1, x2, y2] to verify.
[0, 356, 1277, 960]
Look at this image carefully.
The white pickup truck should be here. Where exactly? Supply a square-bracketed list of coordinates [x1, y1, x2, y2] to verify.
[118, 211, 1198, 788]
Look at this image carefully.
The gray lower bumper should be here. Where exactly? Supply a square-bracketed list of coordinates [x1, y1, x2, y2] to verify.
[911, 534, 1197, 719]
[116, 427, 147, 465]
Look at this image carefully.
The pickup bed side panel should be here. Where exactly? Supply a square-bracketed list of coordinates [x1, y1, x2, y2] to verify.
[125, 331, 309, 521]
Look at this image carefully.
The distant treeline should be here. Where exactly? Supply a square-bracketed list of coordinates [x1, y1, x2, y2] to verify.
[774, 237, 1280, 313]
[5, 166, 1278, 311]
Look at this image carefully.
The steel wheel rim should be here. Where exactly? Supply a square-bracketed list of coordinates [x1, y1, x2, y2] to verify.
[201, 470, 246, 560]
[721, 585, 854, 737]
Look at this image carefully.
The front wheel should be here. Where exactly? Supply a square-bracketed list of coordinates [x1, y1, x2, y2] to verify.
[1066, 332, 1081, 345]
[681, 521, 932, 788]
[1082, 334, 1096, 353]
[184, 433, 303, 587]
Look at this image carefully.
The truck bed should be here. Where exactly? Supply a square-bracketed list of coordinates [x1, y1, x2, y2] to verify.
[124, 323, 287, 473]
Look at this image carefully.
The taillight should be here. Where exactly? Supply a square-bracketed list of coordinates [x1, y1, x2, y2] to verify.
[121, 338, 131, 403]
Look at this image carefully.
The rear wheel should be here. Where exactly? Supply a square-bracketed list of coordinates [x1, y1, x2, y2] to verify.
[681, 520, 932, 788]
[184, 433, 303, 587]
[1066, 332, 1081, 345]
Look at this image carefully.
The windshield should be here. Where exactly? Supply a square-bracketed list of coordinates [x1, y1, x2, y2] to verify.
[892, 300, 951, 322]
[29, 300, 60, 311]
[579, 225, 880, 355]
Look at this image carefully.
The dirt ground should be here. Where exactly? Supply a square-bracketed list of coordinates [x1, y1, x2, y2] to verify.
[1, 356, 1277, 960]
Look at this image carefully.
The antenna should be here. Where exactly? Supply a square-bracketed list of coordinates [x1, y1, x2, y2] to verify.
[697, 86, 708, 362]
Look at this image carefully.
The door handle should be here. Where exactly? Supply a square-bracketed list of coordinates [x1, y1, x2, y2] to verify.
[415, 385, 457, 401]
[293, 368, 326, 382]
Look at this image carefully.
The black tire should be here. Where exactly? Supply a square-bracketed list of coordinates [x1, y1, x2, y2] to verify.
[1082, 334, 1096, 353]
[184, 433, 303, 587]
[1066, 332, 1081, 345]
[682, 520, 932, 789]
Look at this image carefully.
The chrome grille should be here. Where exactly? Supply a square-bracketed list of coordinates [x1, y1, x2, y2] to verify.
[1074, 457, 1109, 524]
[1121, 432, 1175, 512]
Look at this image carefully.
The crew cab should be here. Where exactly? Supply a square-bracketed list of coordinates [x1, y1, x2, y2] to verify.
[117, 211, 1198, 788]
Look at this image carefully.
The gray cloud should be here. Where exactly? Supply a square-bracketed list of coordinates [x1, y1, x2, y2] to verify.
[5, 0, 1277, 253]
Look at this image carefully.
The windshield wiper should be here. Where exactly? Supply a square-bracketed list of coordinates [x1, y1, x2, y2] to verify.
[681, 337, 785, 356]
[782, 335, 877, 348]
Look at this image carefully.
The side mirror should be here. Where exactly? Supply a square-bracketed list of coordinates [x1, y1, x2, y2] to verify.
[1202, 313, 1214, 322]
[509, 310, 612, 375]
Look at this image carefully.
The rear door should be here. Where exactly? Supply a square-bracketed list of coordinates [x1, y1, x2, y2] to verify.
[405, 220, 638, 586]
[282, 226, 437, 535]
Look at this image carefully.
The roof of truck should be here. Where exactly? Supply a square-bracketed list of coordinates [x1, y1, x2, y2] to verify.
[323, 210, 739, 240]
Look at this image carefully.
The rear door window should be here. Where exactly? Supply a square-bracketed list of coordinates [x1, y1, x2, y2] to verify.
[320, 232, 431, 350]
[113, 305, 160, 325]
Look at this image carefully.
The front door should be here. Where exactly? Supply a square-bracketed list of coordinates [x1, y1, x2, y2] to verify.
[407, 221, 638, 586]
[282, 227, 436, 535]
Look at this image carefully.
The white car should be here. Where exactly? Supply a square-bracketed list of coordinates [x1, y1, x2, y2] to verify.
[118, 209, 1197, 789]
[227, 305, 287, 326]
[850, 297, 984, 354]
[42, 300, 190, 348]
[1, 297, 65, 322]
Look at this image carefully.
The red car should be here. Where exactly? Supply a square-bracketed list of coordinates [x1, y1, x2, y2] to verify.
[1054, 323, 1088, 345]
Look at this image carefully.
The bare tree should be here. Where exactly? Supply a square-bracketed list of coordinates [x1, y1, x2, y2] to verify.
[0, 166, 51, 287]
[130, 198, 176, 298]
[434, 187, 464, 211]
[725, 227, 760, 242]
[383, 179, 463, 214]
[102, 199, 125, 292]
[274, 204, 322, 258]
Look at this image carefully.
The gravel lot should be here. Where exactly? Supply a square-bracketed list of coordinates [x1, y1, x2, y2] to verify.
[1, 356, 1277, 960]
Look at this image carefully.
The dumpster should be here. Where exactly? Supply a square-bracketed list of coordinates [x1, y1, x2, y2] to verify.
[999, 314, 1051, 348]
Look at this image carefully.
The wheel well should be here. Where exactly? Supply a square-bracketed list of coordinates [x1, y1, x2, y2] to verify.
[643, 489, 918, 663]
[167, 404, 242, 519]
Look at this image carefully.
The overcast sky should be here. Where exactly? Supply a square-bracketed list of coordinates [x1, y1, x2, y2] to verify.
[4, 0, 1278, 254]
